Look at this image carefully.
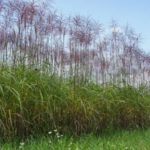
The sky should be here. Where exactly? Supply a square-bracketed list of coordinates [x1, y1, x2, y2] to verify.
[53, 0, 150, 54]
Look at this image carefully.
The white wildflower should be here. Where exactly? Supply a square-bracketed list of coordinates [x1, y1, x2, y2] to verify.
[48, 131, 52, 135]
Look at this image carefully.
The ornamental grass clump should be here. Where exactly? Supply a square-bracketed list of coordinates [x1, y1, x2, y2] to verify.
[0, 66, 150, 139]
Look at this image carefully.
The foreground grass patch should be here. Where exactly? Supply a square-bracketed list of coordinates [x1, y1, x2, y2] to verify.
[0, 66, 150, 139]
[1, 129, 150, 150]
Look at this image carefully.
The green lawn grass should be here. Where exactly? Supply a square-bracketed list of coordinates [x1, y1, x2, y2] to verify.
[1, 129, 150, 150]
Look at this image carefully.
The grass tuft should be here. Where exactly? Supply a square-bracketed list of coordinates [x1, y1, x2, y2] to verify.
[0, 66, 150, 139]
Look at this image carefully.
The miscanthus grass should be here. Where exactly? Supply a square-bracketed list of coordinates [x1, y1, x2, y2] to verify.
[0, 66, 150, 140]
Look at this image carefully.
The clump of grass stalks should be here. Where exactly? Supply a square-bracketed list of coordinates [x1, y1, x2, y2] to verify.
[0, 66, 150, 139]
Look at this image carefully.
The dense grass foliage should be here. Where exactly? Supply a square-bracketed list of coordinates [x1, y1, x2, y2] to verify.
[0, 66, 150, 139]
[1, 129, 150, 150]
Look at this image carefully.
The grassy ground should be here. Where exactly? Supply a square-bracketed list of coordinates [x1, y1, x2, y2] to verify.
[1, 129, 150, 150]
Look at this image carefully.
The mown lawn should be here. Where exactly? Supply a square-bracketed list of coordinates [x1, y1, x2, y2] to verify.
[1, 129, 150, 150]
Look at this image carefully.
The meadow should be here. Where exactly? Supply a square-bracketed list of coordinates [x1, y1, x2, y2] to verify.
[0, 0, 150, 149]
